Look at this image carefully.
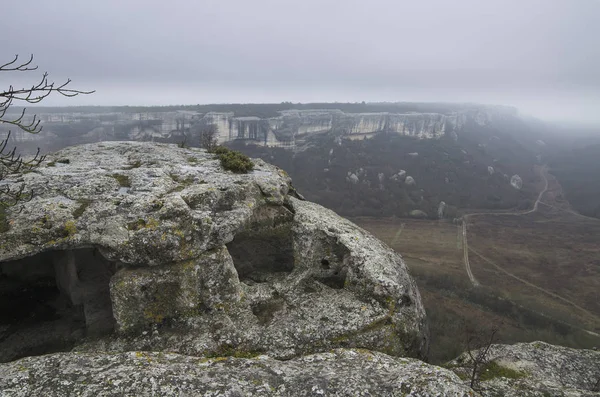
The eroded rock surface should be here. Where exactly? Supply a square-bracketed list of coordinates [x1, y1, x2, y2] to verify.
[0, 141, 428, 361]
[448, 342, 600, 396]
[0, 349, 474, 397]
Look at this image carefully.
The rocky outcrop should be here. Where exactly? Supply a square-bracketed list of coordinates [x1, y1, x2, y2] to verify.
[0, 141, 428, 362]
[346, 172, 359, 184]
[510, 174, 523, 190]
[409, 210, 428, 219]
[448, 342, 600, 396]
[0, 349, 474, 397]
[390, 169, 407, 182]
[437, 201, 446, 219]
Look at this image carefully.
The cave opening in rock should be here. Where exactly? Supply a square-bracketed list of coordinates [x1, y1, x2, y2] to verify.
[0, 248, 116, 363]
[313, 236, 351, 290]
[226, 224, 295, 283]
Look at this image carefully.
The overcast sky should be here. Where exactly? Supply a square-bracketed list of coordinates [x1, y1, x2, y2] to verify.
[2, 0, 600, 123]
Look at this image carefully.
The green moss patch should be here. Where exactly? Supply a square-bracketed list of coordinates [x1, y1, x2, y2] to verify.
[112, 174, 131, 187]
[122, 160, 142, 170]
[72, 199, 91, 219]
[62, 220, 77, 237]
[169, 173, 195, 185]
[479, 361, 527, 381]
[127, 217, 159, 231]
[0, 204, 9, 233]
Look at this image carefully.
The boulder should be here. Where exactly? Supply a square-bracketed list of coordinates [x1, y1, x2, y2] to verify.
[409, 210, 428, 219]
[448, 342, 600, 396]
[510, 174, 523, 190]
[487, 166, 494, 175]
[0, 349, 474, 397]
[405, 176, 416, 186]
[390, 169, 407, 182]
[437, 201, 446, 219]
[346, 172, 359, 184]
[0, 142, 428, 362]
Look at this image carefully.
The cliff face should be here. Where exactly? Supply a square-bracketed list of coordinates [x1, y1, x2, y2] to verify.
[4, 105, 514, 151]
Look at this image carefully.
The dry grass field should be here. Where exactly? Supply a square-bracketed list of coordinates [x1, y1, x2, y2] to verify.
[351, 175, 600, 363]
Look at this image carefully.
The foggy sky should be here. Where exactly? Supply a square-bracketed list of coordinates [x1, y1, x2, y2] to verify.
[2, 0, 600, 123]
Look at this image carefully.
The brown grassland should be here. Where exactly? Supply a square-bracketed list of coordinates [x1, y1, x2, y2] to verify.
[351, 170, 600, 364]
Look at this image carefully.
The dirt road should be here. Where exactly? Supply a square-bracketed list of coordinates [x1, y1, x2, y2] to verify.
[461, 166, 549, 287]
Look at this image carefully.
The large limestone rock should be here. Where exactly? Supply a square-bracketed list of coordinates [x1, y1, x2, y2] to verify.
[448, 342, 600, 396]
[0, 141, 428, 362]
[510, 174, 523, 190]
[0, 349, 475, 397]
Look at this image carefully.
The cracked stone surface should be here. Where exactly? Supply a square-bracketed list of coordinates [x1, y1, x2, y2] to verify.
[0, 349, 475, 397]
[0, 141, 428, 361]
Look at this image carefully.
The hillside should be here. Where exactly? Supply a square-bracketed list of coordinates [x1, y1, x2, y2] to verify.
[232, 116, 541, 218]
[550, 143, 600, 218]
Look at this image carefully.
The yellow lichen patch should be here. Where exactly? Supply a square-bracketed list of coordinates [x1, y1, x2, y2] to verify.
[199, 356, 229, 364]
[145, 217, 159, 230]
[135, 351, 153, 363]
[143, 307, 165, 324]
[63, 220, 77, 237]
[127, 217, 160, 231]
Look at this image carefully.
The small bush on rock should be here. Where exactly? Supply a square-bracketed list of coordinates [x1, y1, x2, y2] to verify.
[212, 146, 253, 173]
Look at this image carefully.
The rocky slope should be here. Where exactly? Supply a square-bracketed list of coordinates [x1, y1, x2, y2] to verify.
[0, 141, 427, 363]
[234, 116, 542, 218]
[448, 342, 600, 396]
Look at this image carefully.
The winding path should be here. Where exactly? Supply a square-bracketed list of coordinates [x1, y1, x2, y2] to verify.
[462, 221, 479, 286]
[458, 166, 600, 336]
[461, 165, 549, 287]
[461, 166, 549, 286]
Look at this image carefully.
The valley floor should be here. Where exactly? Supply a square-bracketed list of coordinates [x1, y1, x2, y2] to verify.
[351, 167, 600, 363]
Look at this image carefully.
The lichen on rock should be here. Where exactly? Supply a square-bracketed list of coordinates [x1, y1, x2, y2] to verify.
[448, 341, 600, 396]
[0, 349, 475, 397]
[0, 141, 428, 362]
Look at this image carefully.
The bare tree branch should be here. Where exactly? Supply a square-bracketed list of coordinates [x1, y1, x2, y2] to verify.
[0, 54, 37, 72]
[0, 54, 93, 210]
[461, 321, 501, 390]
